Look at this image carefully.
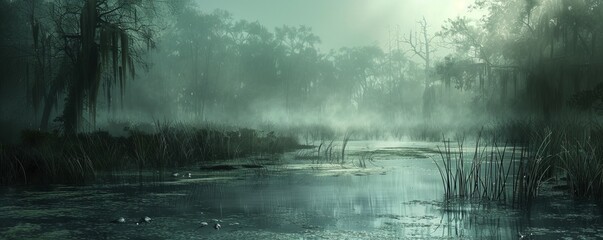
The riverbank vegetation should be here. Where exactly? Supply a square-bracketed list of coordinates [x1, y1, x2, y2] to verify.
[0, 0, 602, 207]
[0, 122, 300, 185]
[435, 117, 603, 205]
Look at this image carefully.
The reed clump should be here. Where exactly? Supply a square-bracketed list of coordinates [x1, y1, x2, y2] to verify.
[434, 133, 516, 201]
[435, 116, 603, 205]
[492, 118, 603, 200]
[434, 130, 553, 205]
[296, 131, 354, 165]
[0, 122, 301, 185]
[559, 137, 603, 198]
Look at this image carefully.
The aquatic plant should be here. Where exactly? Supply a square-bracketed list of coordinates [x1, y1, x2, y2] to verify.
[0, 123, 301, 185]
[323, 139, 337, 163]
[493, 117, 603, 200]
[356, 151, 375, 168]
[431, 121, 603, 206]
[512, 130, 553, 205]
[302, 133, 353, 165]
[433, 131, 546, 204]
[340, 131, 352, 164]
[315, 140, 324, 164]
[0, 145, 26, 184]
[560, 138, 603, 198]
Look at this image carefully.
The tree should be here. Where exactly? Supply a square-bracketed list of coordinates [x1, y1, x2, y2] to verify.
[175, 9, 234, 120]
[275, 25, 321, 116]
[0, 1, 35, 128]
[441, 0, 603, 118]
[332, 46, 383, 113]
[401, 17, 438, 119]
[38, 0, 165, 133]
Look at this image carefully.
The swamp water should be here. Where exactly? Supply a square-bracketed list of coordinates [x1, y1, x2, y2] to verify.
[1, 141, 602, 239]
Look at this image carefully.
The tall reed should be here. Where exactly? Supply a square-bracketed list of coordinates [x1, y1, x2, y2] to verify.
[512, 130, 552, 205]
[340, 131, 352, 164]
[560, 139, 603, 198]
[435, 133, 514, 201]
[0, 123, 301, 185]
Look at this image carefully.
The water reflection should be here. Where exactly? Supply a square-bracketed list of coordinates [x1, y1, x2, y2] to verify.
[0, 141, 602, 239]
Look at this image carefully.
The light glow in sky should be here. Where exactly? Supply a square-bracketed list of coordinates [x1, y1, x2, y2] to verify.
[194, 0, 475, 52]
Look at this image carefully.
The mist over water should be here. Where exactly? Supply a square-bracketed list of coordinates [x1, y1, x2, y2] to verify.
[1, 0, 603, 239]
[0, 0, 491, 137]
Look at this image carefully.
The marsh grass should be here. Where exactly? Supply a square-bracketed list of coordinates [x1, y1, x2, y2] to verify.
[341, 131, 352, 164]
[316, 133, 353, 165]
[356, 151, 375, 168]
[323, 139, 338, 163]
[512, 129, 553, 205]
[492, 118, 603, 200]
[315, 140, 324, 163]
[560, 138, 603, 198]
[433, 117, 603, 205]
[297, 131, 354, 166]
[0, 123, 301, 185]
[0, 145, 27, 184]
[434, 130, 553, 205]
[434, 133, 516, 201]
[295, 131, 377, 168]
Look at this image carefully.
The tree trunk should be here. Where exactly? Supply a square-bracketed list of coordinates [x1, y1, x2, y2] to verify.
[63, 0, 98, 134]
[63, 79, 84, 134]
[40, 60, 69, 130]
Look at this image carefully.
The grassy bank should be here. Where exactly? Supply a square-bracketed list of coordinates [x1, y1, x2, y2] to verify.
[0, 123, 300, 185]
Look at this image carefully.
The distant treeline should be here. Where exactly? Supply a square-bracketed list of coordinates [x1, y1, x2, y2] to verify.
[1, 0, 602, 135]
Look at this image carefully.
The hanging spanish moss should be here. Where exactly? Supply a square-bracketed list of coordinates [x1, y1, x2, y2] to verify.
[2, 1, 603, 238]
[52, 0, 144, 133]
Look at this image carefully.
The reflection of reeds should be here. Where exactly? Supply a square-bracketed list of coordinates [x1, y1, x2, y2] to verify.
[437, 201, 518, 239]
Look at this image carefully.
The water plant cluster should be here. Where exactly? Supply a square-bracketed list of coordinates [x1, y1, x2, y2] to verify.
[295, 131, 352, 165]
[434, 118, 603, 204]
[0, 122, 300, 185]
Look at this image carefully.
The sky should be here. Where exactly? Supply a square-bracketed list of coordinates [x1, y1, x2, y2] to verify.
[194, 0, 477, 53]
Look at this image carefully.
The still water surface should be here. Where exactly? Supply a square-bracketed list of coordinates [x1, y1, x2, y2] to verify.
[1, 141, 602, 239]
